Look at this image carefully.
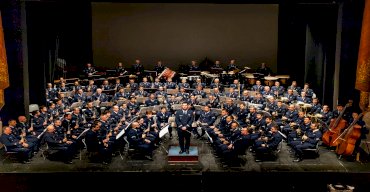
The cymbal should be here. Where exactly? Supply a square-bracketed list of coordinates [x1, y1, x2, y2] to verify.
[264, 76, 278, 81]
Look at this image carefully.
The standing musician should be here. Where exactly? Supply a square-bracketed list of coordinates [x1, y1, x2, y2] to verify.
[226, 59, 238, 72]
[175, 103, 194, 154]
[132, 59, 144, 79]
[154, 60, 165, 74]
[189, 60, 200, 71]
[83, 63, 96, 76]
[85, 121, 112, 165]
[115, 62, 128, 76]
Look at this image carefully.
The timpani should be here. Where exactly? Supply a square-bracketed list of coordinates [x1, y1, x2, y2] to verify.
[275, 75, 290, 85]
[264, 76, 279, 87]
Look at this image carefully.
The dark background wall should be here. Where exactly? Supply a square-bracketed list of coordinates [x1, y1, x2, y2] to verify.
[91, 3, 279, 72]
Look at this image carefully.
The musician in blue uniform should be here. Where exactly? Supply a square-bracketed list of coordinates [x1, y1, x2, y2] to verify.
[251, 80, 264, 92]
[115, 62, 128, 76]
[127, 122, 154, 160]
[209, 78, 224, 92]
[254, 126, 282, 162]
[0, 126, 33, 163]
[195, 106, 216, 139]
[85, 80, 97, 93]
[175, 103, 194, 154]
[85, 121, 112, 164]
[291, 123, 322, 162]
[83, 63, 96, 76]
[145, 94, 159, 107]
[92, 88, 108, 102]
[271, 81, 285, 97]
[139, 77, 152, 89]
[134, 86, 149, 97]
[154, 60, 165, 74]
[156, 107, 172, 138]
[132, 59, 144, 79]
[189, 60, 200, 71]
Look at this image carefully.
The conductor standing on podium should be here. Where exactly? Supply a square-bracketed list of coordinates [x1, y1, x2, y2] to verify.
[175, 103, 193, 154]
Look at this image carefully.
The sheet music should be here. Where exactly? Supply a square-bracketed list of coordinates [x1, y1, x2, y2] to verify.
[159, 124, 169, 138]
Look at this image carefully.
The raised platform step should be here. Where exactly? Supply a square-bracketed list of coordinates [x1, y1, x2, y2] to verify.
[168, 146, 198, 163]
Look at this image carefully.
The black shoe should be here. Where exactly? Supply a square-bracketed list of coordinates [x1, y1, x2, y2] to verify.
[179, 150, 184, 154]
[186, 150, 190, 154]
[293, 158, 302, 162]
[64, 160, 73, 164]
[169, 135, 173, 139]
[22, 160, 31, 164]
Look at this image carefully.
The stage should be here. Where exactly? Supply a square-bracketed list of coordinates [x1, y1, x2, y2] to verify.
[1, 133, 370, 191]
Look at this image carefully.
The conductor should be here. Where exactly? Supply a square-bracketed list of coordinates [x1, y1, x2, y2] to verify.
[175, 102, 194, 154]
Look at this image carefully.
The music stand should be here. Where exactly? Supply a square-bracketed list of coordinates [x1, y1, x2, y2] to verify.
[211, 108, 222, 116]
[92, 100, 101, 107]
[76, 128, 90, 140]
[188, 71, 201, 76]
[136, 97, 147, 104]
[171, 104, 182, 111]
[159, 124, 169, 138]
[194, 105, 204, 111]
[116, 100, 127, 106]
[70, 102, 83, 109]
[166, 89, 179, 95]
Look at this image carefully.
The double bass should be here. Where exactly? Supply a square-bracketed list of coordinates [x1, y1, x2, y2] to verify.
[335, 113, 364, 156]
[322, 103, 350, 147]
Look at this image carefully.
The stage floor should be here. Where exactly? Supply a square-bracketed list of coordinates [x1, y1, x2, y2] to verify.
[1, 132, 370, 191]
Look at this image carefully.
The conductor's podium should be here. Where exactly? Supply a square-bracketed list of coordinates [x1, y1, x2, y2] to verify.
[168, 146, 199, 163]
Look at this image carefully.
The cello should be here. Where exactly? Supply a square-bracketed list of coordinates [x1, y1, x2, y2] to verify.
[334, 113, 364, 157]
[322, 103, 350, 147]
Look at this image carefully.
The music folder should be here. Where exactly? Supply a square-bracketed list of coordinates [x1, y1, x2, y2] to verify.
[159, 124, 169, 138]
[116, 119, 135, 140]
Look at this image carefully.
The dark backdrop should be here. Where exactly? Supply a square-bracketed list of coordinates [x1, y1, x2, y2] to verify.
[91, 3, 279, 72]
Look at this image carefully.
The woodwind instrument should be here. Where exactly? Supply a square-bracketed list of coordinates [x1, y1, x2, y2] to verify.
[20, 127, 27, 143]
[104, 129, 112, 148]
[238, 83, 241, 99]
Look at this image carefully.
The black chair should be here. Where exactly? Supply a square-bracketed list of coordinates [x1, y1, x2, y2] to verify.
[302, 140, 322, 158]
[0, 144, 18, 163]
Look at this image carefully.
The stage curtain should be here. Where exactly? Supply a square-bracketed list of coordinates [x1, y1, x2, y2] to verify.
[356, 0, 370, 111]
[0, 11, 10, 110]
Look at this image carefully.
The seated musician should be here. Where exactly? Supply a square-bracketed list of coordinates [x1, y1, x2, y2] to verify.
[127, 122, 154, 160]
[210, 78, 224, 92]
[221, 127, 252, 166]
[254, 126, 282, 162]
[127, 97, 140, 115]
[280, 105, 299, 132]
[251, 112, 266, 131]
[246, 107, 257, 125]
[42, 124, 76, 164]
[85, 80, 97, 93]
[195, 106, 216, 139]
[175, 87, 189, 101]
[211, 87, 224, 98]
[348, 111, 369, 159]
[207, 109, 229, 139]
[73, 88, 87, 103]
[225, 87, 238, 99]
[287, 116, 311, 145]
[139, 77, 152, 88]
[113, 87, 130, 101]
[251, 93, 265, 109]
[287, 80, 301, 94]
[271, 81, 285, 97]
[46, 83, 58, 103]
[301, 83, 314, 98]
[83, 63, 96, 76]
[156, 107, 173, 138]
[85, 121, 112, 165]
[166, 95, 179, 110]
[187, 95, 199, 110]
[0, 126, 33, 164]
[213, 115, 234, 144]
[291, 123, 322, 162]
[134, 85, 149, 97]
[251, 80, 264, 93]
[165, 78, 177, 89]
[145, 94, 159, 107]
[282, 89, 296, 104]
[31, 110, 47, 135]
[215, 122, 242, 165]
[262, 86, 274, 98]
[152, 78, 163, 89]
[235, 103, 248, 127]
[143, 111, 160, 143]
[83, 102, 99, 123]
[110, 105, 123, 125]
[192, 78, 206, 89]
[155, 86, 167, 98]
[320, 105, 333, 126]
[223, 99, 237, 115]
[332, 103, 350, 122]
[192, 85, 207, 98]
[58, 82, 70, 93]
[189, 60, 200, 71]
[101, 80, 112, 91]
[119, 103, 131, 118]
[205, 95, 219, 108]
[272, 100, 287, 119]
[126, 78, 138, 93]
[92, 88, 108, 102]
[72, 81, 82, 93]
[212, 60, 223, 69]
[265, 96, 277, 114]
[16, 116, 39, 144]
[115, 62, 128, 76]
[297, 91, 312, 103]
[310, 98, 322, 114]
[112, 78, 123, 92]
[154, 60, 165, 74]
[178, 78, 190, 89]
[229, 79, 244, 90]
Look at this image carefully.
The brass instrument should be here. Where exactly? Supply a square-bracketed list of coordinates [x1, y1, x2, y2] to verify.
[20, 127, 26, 143]
[238, 83, 241, 99]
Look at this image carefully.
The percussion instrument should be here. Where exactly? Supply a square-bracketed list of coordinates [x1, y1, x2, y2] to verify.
[275, 75, 290, 85]
[264, 76, 279, 87]
[245, 75, 256, 86]
[188, 75, 200, 81]
[158, 68, 176, 80]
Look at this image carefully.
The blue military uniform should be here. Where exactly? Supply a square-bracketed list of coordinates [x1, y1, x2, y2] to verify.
[175, 109, 193, 153]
